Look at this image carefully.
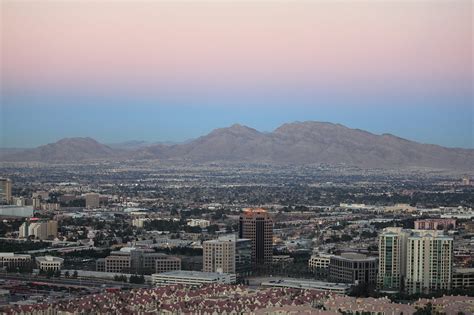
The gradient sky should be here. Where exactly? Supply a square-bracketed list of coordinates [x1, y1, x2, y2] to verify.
[1, 0, 472, 148]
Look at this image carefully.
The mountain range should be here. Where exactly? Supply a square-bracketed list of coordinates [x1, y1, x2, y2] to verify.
[1, 122, 472, 170]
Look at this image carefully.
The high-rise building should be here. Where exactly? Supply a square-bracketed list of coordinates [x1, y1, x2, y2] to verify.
[235, 238, 252, 276]
[405, 231, 453, 294]
[203, 237, 235, 274]
[378, 227, 409, 291]
[19, 220, 58, 240]
[0, 178, 12, 205]
[239, 208, 273, 266]
[378, 228, 453, 294]
[84, 193, 100, 209]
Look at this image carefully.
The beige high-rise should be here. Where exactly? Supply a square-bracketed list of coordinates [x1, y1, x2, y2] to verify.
[406, 231, 453, 294]
[0, 178, 12, 204]
[203, 239, 235, 274]
[378, 228, 453, 294]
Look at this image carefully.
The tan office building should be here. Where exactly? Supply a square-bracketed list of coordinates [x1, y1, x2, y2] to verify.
[203, 239, 235, 274]
[0, 178, 12, 205]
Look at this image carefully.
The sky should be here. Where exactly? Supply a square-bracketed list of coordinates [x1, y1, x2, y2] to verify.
[1, 0, 472, 148]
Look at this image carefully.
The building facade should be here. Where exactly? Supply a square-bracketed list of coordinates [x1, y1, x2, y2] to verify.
[414, 219, 456, 230]
[309, 254, 333, 272]
[36, 256, 64, 272]
[19, 220, 58, 240]
[378, 228, 454, 294]
[155, 256, 181, 274]
[328, 253, 378, 285]
[405, 231, 453, 294]
[378, 227, 408, 291]
[0, 178, 12, 205]
[97, 248, 180, 275]
[152, 270, 236, 286]
[452, 268, 474, 289]
[0, 253, 32, 271]
[239, 208, 273, 266]
[84, 193, 100, 209]
[235, 238, 252, 276]
[203, 238, 236, 274]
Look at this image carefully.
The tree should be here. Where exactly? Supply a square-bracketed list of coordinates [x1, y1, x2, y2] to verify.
[414, 303, 433, 315]
[64, 271, 70, 278]
[129, 274, 145, 284]
[72, 270, 78, 278]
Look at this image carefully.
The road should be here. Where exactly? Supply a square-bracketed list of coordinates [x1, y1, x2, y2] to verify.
[0, 272, 149, 289]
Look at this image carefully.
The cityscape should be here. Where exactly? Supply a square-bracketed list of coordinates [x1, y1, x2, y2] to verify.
[1, 0, 473, 314]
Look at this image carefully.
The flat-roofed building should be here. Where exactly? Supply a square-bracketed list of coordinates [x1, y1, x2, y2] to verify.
[98, 247, 179, 274]
[452, 268, 474, 289]
[378, 227, 409, 291]
[203, 238, 235, 274]
[239, 208, 273, 266]
[0, 205, 34, 218]
[0, 178, 12, 205]
[0, 253, 32, 271]
[309, 254, 333, 271]
[329, 253, 378, 285]
[19, 220, 58, 240]
[415, 219, 456, 230]
[406, 231, 453, 294]
[261, 278, 350, 294]
[84, 193, 100, 209]
[152, 270, 236, 286]
[35, 256, 64, 272]
[104, 253, 132, 273]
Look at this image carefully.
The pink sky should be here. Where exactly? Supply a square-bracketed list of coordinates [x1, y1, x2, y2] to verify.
[2, 0, 472, 95]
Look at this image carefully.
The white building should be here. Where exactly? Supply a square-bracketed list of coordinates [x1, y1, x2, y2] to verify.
[308, 253, 333, 271]
[187, 219, 210, 228]
[152, 270, 236, 286]
[35, 256, 64, 272]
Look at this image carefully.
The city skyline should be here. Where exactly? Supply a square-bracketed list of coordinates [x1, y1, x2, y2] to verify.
[1, 0, 472, 148]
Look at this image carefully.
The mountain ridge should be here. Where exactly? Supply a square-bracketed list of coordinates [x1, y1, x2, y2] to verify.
[1, 121, 472, 170]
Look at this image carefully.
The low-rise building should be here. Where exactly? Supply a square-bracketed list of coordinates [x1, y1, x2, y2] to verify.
[328, 253, 378, 285]
[415, 218, 456, 230]
[452, 268, 474, 289]
[155, 256, 181, 273]
[309, 254, 333, 273]
[187, 219, 210, 228]
[35, 256, 64, 272]
[0, 253, 32, 271]
[152, 270, 236, 286]
[261, 278, 350, 294]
